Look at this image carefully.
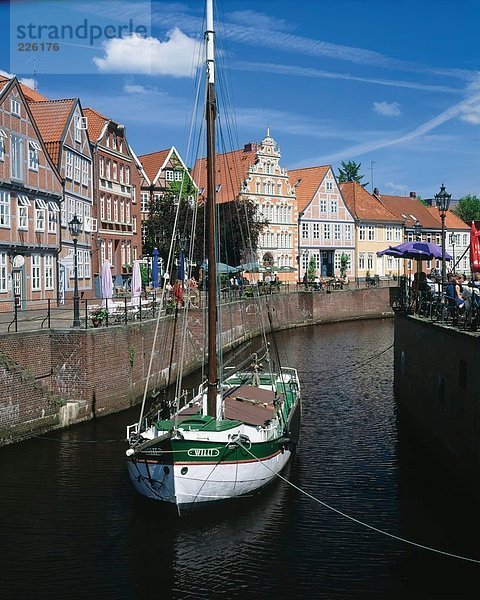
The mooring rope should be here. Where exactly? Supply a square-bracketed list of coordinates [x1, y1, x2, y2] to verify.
[235, 440, 480, 565]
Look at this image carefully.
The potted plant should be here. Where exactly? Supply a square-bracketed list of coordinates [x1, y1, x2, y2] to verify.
[91, 307, 108, 327]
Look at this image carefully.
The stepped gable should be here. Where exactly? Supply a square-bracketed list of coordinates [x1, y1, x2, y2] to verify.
[138, 149, 171, 184]
[83, 107, 109, 142]
[192, 144, 258, 204]
[288, 165, 329, 212]
[28, 98, 77, 164]
[341, 182, 403, 223]
[0, 75, 48, 102]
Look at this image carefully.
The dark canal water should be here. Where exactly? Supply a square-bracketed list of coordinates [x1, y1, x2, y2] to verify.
[1, 319, 479, 599]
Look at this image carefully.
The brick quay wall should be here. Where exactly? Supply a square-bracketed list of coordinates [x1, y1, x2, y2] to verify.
[394, 314, 480, 497]
[0, 287, 393, 445]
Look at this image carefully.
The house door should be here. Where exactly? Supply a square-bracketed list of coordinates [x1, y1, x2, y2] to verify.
[12, 268, 26, 310]
[320, 251, 334, 277]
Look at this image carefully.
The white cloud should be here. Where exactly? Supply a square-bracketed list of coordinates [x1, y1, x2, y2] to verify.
[385, 182, 409, 194]
[123, 84, 148, 94]
[373, 101, 401, 116]
[19, 78, 36, 89]
[0, 69, 14, 79]
[93, 29, 201, 77]
[226, 10, 290, 31]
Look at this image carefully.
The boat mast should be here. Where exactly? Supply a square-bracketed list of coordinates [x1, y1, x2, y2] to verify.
[205, 0, 218, 417]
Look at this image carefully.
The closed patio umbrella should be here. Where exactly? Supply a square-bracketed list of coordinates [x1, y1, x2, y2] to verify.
[131, 260, 142, 307]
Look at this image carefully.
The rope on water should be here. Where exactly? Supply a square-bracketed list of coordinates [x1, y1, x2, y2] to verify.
[236, 440, 480, 565]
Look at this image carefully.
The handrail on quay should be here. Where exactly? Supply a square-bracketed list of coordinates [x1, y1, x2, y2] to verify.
[390, 276, 480, 332]
[0, 277, 395, 334]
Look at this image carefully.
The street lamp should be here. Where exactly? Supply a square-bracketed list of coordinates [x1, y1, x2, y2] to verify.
[449, 232, 456, 274]
[68, 213, 82, 327]
[435, 183, 451, 289]
[413, 220, 423, 241]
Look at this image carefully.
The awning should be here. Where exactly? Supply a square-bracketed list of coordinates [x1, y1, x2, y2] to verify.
[17, 196, 31, 206]
[35, 198, 48, 209]
[48, 201, 60, 212]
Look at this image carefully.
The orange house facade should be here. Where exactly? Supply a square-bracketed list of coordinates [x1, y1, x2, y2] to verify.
[0, 78, 62, 311]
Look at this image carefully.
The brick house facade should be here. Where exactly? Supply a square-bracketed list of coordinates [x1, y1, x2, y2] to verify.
[0, 78, 62, 312]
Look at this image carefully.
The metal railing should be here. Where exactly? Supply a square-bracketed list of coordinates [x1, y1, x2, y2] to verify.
[0, 278, 394, 333]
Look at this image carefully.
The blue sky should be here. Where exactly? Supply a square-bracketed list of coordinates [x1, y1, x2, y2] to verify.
[2, 0, 480, 199]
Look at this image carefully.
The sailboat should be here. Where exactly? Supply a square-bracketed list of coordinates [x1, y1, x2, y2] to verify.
[125, 0, 302, 511]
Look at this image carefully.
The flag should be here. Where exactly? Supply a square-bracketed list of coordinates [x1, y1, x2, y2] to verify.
[470, 221, 480, 272]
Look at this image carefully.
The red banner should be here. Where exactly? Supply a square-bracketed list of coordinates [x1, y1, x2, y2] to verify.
[470, 220, 480, 272]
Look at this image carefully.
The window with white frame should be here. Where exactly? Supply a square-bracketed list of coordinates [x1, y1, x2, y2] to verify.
[326, 181, 333, 192]
[345, 224, 352, 241]
[121, 241, 126, 265]
[100, 195, 105, 220]
[323, 223, 331, 240]
[368, 225, 375, 241]
[0, 130, 5, 160]
[84, 204, 91, 228]
[334, 252, 341, 271]
[386, 226, 393, 242]
[174, 170, 183, 181]
[28, 141, 39, 171]
[65, 151, 73, 179]
[77, 249, 84, 278]
[119, 165, 124, 184]
[107, 196, 112, 221]
[17, 197, 29, 229]
[35, 199, 46, 231]
[106, 159, 111, 179]
[131, 187, 136, 204]
[126, 242, 131, 265]
[100, 240, 106, 265]
[165, 170, 174, 181]
[74, 116, 82, 142]
[10, 134, 23, 180]
[395, 227, 402, 242]
[99, 156, 104, 177]
[359, 225, 366, 241]
[313, 223, 320, 239]
[113, 162, 117, 181]
[76, 201, 84, 228]
[386, 256, 394, 271]
[463, 234, 468, 245]
[120, 199, 125, 223]
[0, 252, 7, 292]
[113, 198, 118, 222]
[330, 199, 338, 213]
[45, 255, 54, 290]
[82, 160, 89, 186]
[48, 209, 57, 233]
[0, 192, 11, 227]
[31, 255, 41, 290]
[358, 252, 365, 270]
[367, 253, 374, 270]
[125, 166, 130, 184]
[141, 192, 149, 212]
[301, 222, 309, 239]
[112, 134, 117, 150]
[74, 155, 81, 182]
[320, 199, 327, 213]
[61, 202, 66, 226]
[10, 97, 20, 116]
[84, 251, 91, 279]
[133, 215, 137, 233]
[125, 201, 130, 224]
[334, 224, 341, 240]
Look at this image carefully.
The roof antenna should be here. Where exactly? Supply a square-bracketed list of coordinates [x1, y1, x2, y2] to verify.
[24, 56, 38, 90]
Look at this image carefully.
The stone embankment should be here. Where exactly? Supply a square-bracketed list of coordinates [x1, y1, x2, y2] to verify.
[0, 287, 393, 445]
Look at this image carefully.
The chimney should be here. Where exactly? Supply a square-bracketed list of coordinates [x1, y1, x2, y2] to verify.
[373, 187, 380, 196]
[409, 191, 417, 199]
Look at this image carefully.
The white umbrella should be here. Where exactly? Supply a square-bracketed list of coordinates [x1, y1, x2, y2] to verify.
[100, 261, 115, 308]
[131, 260, 142, 307]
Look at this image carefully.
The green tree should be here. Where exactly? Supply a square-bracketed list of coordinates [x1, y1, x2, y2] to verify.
[337, 160, 369, 187]
[340, 252, 350, 277]
[307, 256, 317, 281]
[452, 195, 480, 224]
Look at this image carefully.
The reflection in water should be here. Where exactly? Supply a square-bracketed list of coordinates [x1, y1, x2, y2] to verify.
[1, 319, 479, 599]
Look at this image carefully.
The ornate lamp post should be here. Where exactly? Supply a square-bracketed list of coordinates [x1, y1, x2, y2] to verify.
[413, 220, 423, 311]
[435, 184, 451, 289]
[449, 232, 456, 274]
[68, 214, 82, 328]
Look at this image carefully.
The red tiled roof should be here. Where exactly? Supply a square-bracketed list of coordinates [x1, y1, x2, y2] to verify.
[288, 166, 329, 213]
[341, 182, 403, 223]
[192, 147, 257, 204]
[380, 194, 454, 230]
[29, 99, 76, 142]
[424, 205, 470, 230]
[83, 107, 109, 142]
[0, 75, 48, 102]
[138, 149, 171, 183]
